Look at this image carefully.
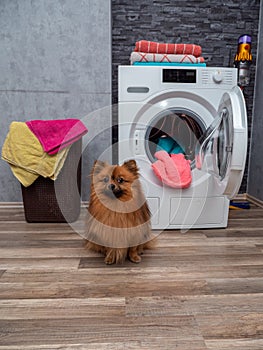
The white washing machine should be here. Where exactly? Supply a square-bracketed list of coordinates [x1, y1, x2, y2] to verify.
[118, 65, 247, 229]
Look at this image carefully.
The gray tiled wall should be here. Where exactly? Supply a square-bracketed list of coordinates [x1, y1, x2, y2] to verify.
[0, 0, 112, 202]
[248, 1, 263, 201]
[112, 0, 260, 193]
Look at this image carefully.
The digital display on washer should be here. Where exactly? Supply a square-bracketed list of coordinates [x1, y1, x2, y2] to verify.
[162, 69, 196, 83]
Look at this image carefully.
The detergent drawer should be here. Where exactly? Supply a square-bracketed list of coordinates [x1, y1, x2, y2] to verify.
[169, 196, 228, 227]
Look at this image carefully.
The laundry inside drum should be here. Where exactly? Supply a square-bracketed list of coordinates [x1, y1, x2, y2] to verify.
[145, 109, 205, 165]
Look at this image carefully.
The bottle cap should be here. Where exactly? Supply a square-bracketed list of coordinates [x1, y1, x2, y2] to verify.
[238, 34, 252, 44]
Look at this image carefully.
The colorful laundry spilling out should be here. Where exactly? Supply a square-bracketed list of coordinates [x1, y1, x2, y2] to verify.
[1, 119, 87, 187]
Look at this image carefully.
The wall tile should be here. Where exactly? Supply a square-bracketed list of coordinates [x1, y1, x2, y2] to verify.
[0, 0, 111, 93]
[247, 1, 263, 201]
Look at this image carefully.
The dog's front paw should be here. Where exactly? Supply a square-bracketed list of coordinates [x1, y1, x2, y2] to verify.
[130, 254, 142, 263]
[128, 248, 142, 263]
[104, 249, 116, 265]
[104, 255, 115, 265]
[104, 257, 115, 265]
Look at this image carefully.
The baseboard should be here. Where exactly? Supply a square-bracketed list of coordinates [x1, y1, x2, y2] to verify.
[232, 193, 247, 201]
[231, 193, 263, 208]
[0, 202, 23, 208]
[246, 194, 263, 208]
[0, 202, 89, 209]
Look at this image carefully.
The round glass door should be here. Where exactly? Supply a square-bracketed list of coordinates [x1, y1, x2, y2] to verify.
[145, 108, 205, 167]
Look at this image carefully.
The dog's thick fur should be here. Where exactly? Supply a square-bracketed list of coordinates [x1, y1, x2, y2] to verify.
[84, 159, 154, 264]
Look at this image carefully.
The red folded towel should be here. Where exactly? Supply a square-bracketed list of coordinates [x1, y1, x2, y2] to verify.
[152, 151, 192, 188]
[134, 40, 202, 57]
[26, 119, 88, 155]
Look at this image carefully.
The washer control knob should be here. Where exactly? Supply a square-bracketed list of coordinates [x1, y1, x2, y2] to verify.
[213, 70, 223, 83]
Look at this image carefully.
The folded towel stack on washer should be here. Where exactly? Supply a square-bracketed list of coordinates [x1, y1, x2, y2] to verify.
[130, 40, 205, 65]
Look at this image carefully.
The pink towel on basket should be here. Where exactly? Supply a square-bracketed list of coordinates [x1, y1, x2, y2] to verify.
[152, 151, 192, 188]
[26, 119, 88, 155]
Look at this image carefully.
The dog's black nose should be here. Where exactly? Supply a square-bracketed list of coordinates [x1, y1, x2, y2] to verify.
[108, 184, 115, 191]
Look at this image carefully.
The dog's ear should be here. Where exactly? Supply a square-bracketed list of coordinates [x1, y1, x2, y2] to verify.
[123, 160, 139, 175]
[92, 160, 107, 174]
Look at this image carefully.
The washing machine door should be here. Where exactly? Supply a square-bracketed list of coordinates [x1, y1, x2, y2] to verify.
[195, 86, 247, 198]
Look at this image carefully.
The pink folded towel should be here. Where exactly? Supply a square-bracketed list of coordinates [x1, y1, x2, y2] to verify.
[152, 151, 192, 188]
[26, 119, 88, 155]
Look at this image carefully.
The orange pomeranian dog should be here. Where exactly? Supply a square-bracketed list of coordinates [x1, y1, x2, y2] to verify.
[84, 159, 155, 264]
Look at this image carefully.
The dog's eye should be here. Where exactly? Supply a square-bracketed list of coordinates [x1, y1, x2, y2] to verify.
[117, 177, 124, 184]
[103, 176, 109, 183]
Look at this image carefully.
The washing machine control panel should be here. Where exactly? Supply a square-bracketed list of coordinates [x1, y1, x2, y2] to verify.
[118, 66, 238, 103]
[163, 69, 196, 83]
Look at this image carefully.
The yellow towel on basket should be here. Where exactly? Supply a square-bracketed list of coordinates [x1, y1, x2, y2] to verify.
[1, 122, 70, 187]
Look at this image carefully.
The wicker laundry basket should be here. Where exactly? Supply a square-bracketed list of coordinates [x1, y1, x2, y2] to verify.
[21, 139, 82, 223]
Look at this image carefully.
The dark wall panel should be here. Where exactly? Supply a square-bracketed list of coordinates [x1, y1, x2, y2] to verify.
[248, 2, 263, 201]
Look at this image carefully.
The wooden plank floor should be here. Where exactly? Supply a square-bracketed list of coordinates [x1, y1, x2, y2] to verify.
[0, 204, 263, 349]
